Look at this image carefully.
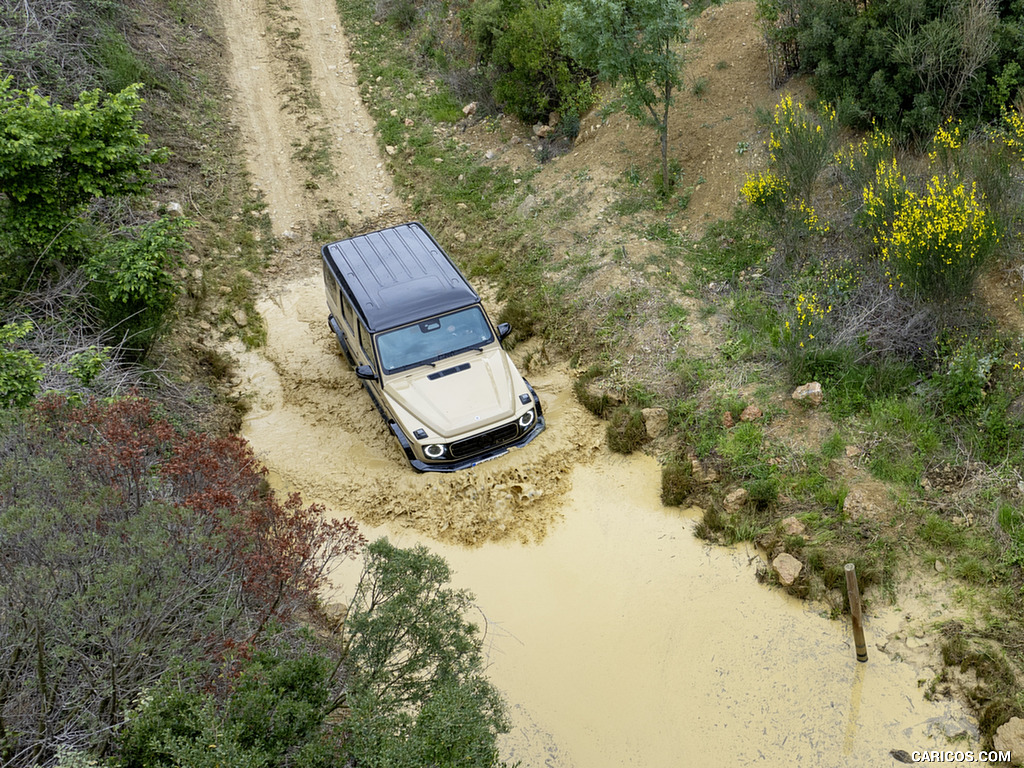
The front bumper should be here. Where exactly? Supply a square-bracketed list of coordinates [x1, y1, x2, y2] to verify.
[397, 385, 545, 473]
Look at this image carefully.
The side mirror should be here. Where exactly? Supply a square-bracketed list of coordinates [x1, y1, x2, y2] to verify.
[355, 365, 376, 381]
[497, 322, 512, 341]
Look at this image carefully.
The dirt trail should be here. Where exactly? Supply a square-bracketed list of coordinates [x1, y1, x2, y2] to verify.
[220, 0, 397, 235]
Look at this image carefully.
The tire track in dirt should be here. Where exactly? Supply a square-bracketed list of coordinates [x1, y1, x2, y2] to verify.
[218, 0, 398, 236]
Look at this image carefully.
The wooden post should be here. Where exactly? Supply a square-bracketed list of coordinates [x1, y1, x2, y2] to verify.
[845, 563, 868, 663]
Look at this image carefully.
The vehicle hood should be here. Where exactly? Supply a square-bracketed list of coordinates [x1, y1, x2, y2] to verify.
[382, 348, 517, 438]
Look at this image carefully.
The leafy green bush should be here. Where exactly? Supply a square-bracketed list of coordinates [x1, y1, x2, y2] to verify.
[792, 0, 1021, 138]
[467, 0, 593, 123]
[0, 78, 167, 277]
[0, 321, 43, 407]
[85, 215, 192, 352]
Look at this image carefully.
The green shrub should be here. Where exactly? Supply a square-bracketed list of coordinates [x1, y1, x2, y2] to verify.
[0, 321, 43, 408]
[467, 0, 593, 124]
[745, 476, 779, 509]
[877, 174, 999, 302]
[661, 456, 693, 505]
[606, 404, 648, 453]
[793, 0, 1017, 138]
[573, 365, 615, 417]
[85, 216, 192, 353]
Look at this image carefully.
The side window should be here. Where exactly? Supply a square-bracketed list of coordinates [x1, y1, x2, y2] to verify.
[358, 322, 375, 364]
[342, 294, 356, 331]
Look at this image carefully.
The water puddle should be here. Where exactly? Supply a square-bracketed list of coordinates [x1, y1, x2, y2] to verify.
[237, 274, 979, 767]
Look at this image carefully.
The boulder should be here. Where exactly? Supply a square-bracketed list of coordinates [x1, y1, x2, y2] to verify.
[165, 201, 185, 217]
[772, 553, 803, 586]
[723, 488, 748, 514]
[642, 407, 669, 439]
[994, 717, 1024, 765]
[740, 405, 763, 422]
[231, 309, 248, 328]
[791, 381, 824, 406]
[533, 123, 554, 139]
[781, 516, 806, 536]
[462, 101, 478, 116]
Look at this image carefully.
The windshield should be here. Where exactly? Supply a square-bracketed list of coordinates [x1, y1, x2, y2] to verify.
[376, 306, 494, 373]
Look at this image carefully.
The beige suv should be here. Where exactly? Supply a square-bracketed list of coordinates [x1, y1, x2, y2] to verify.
[321, 222, 544, 471]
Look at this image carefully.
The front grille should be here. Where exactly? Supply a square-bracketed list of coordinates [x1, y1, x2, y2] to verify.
[450, 422, 520, 459]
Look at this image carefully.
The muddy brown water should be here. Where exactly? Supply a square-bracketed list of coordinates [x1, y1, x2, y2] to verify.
[234, 275, 980, 768]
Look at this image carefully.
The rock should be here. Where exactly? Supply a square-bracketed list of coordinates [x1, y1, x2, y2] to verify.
[484, 149, 496, 160]
[642, 407, 669, 439]
[740, 405, 763, 422]
[843, 485, 883, 522]
[280, 229, 298, 241]
[533, 123, 554, 139]
[724, 488, 748, 514]
[934, 560, 946, 573]
[385, 145, 397, 155]
[722, 411, 735, 428]
[791, 381, 824, 406]
[995, 717, 1024, 765]
[462, 101, 477, 116]
[454, 231, 466, 243]
[404, 117, 414, 126]
[781, 516, 806, 536]
[772, 553, 803, 586]
[516, 194, 538, 218]
[548, 110, 561, 127]
[165, 201, 184, 216]
[231, 309, 248, 327]
[845, 445, 864, 458]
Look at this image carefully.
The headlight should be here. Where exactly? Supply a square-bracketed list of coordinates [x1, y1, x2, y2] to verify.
[424, 443, 446, 459]
[518, 410, 536, 430]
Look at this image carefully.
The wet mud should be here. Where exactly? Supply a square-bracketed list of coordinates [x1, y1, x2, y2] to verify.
[234, 274, 605, 545]
[322, 456, 979, 768]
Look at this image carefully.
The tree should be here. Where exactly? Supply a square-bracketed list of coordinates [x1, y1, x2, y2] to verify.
[0, 77, 168, 276]
[0, 396, 364, 766]
[340, 539, 509, 768]
[563, 0, 689, 191]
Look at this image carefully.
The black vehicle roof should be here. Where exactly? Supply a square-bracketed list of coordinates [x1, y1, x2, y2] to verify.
[321, 222, 480, 332]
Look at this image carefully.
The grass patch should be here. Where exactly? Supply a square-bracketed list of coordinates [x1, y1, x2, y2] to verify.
[606, 404, 647, 453]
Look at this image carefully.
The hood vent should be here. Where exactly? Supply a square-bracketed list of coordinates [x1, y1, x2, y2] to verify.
[427, 362, 471, 381]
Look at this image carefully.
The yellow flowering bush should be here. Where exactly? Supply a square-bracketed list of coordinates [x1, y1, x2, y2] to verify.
[928, 117, 963, 173]
[878, 175, 999, 300]
[767, 95, 837, 201]
[797, 199, 829, 234]
[834, 124, 894, 189]
[741, 170, 787, 214]
[861, 158, 910, 240]
[1001, 107, 1024, 159]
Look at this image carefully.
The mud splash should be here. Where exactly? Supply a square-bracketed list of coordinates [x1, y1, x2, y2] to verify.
[234, 273, 604, 545]
[322, 455, 979, 768]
